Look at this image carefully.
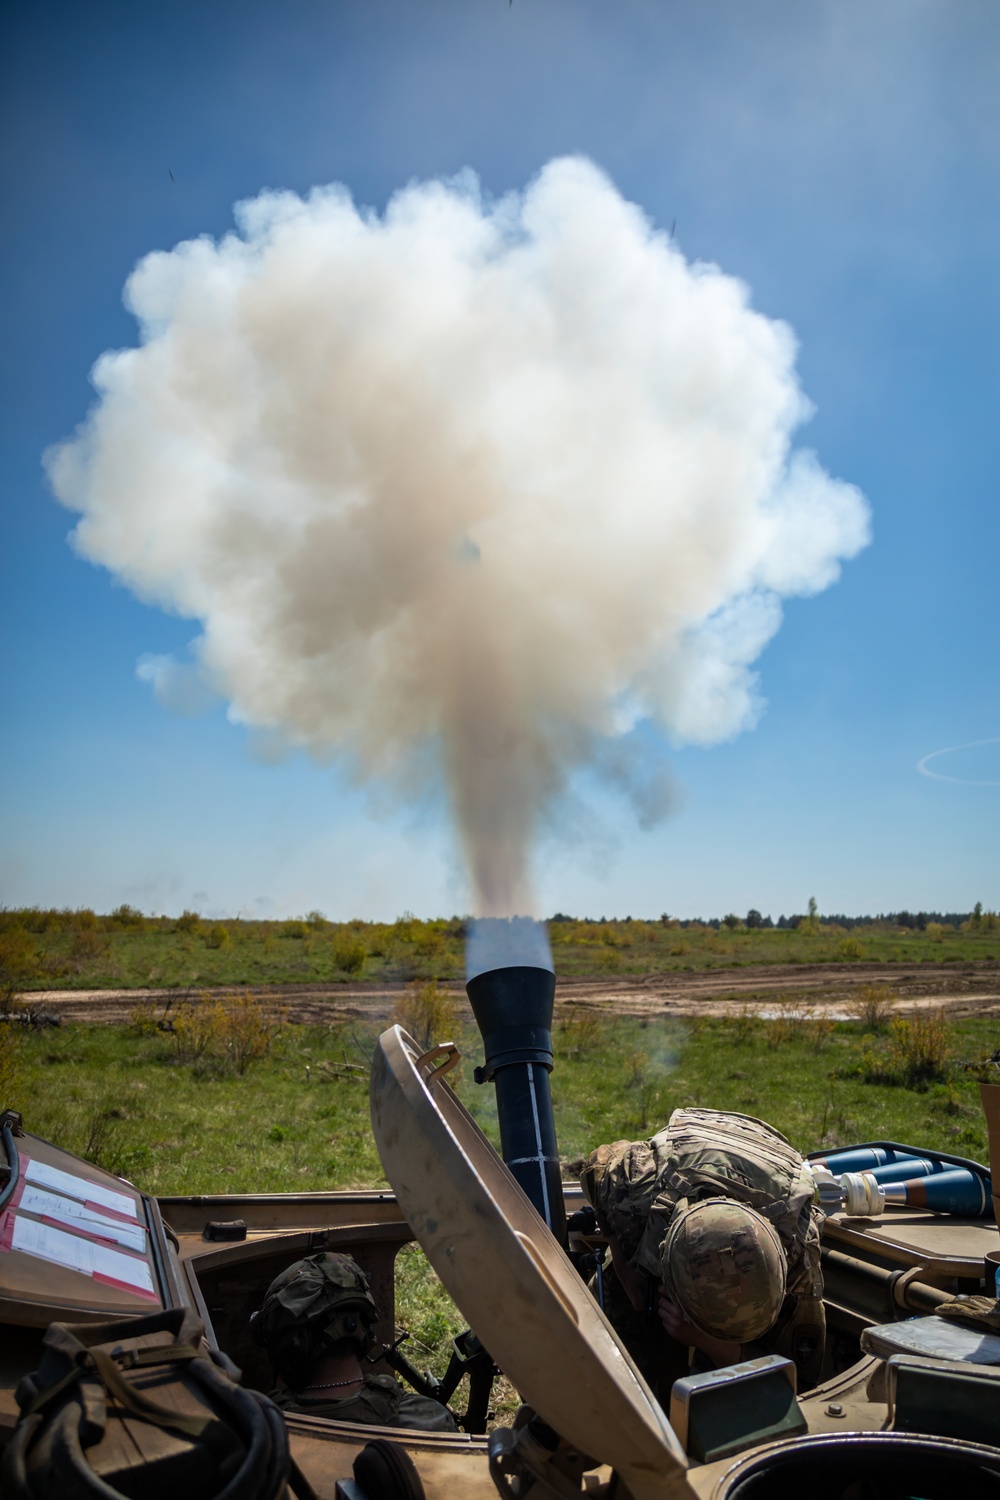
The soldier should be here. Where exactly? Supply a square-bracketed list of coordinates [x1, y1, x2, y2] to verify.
[250, 1251, 457, 1432]
[580, 1107, 826, 1396]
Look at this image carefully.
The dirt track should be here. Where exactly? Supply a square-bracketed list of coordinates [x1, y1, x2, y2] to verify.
[24, 961, 1000, 1025]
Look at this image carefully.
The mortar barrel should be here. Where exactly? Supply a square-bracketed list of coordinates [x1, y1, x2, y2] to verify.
[466, 964, 566, 1244]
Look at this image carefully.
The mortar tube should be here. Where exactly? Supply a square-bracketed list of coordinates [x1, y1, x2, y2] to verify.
[466, 965, 567, 1245]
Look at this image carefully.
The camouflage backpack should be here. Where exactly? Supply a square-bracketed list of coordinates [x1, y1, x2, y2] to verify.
[581, 1107, 823, 1301]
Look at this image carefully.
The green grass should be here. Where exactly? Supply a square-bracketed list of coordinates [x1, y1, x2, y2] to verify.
[3, 908, 999, 993]
[8, 1011, 996, 1195]
[1, 900, 995, 996]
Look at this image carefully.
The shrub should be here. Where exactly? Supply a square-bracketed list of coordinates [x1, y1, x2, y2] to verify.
[365, 924, 392, 957]
[333, 932, 367, 974]
[861, 1011, 951, 1087]
[728, 1002, 762, 1045]
[557, 1008, 606, 1054]
[282, 920, 308, 940]
[205, 923, 231, 949]
[70, 929, 110, 962]
[110, 903, 146, 930]
[171, 992, 283, 1073]
[0, 928, 39, 1012]
[175, 910, 203, 935]
[414, 923, 449, 961]
[848, 984, 897, 1033]
[837, 937, 865, 960]
[391, 980, 458, 1052]
[220, 993, 284, 1075]
[172, 998, 229, 1060]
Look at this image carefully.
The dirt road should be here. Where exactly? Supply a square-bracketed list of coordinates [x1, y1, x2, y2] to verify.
[24, 960, 1000, 1025]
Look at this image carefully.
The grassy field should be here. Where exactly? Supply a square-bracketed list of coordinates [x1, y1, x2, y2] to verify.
[3, 905, 999, 992]
[7, 1006, 996, 1194]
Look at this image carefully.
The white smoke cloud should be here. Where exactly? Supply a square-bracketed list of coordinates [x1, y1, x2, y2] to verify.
[47, 157, 870, 915]
[135, 651, 216, 716]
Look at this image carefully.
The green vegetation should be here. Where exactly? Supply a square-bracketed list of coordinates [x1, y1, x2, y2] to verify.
[8, 1007, 996, 1195]
[2, 906, 998, 992]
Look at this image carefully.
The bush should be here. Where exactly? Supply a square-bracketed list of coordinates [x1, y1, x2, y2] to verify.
[110, 903, 145, 930]
[861, 1011, 951, 1087]
[172, 998, 228, 1060]
[848, 984, 897, 1033]
[837, 937, 865, 960]
[175, 910, 203, 935]
[0, 928, 39, 1012]
[282, 920, 308, 940]
[205, 923, 231, 949]
[333, 932, 367, 974]
[220, 993, 284, 1075]
[556, 1008, 606, 1054]
[171, 992, 284, 1073]
[70, 929, 110, 962]
[391, 980, 458, 1051]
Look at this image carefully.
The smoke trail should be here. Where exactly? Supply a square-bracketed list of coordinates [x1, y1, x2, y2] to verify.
[47, 157, 869, 914]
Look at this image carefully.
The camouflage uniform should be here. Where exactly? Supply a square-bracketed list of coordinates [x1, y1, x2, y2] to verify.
[274, 1376, 458, 1432]
[582, 1108, 825, 1383]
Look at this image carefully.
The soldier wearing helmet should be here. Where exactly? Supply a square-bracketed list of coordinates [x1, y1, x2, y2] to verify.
[580, 1108, 825, 1392]
[250, 1252, 457, 1431]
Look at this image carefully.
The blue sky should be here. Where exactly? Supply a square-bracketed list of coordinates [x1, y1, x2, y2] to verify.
[1, 0, 997, 921]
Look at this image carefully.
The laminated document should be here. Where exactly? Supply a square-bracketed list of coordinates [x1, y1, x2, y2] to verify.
[10, 1215, 156, 1298]
[23, 1158, 138, 1221]
[19, 1185, 147, 1254]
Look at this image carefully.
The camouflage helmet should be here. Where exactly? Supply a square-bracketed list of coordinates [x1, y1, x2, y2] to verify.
[660, 1198, 786, 1343]
[250, 1252, 379, 1380]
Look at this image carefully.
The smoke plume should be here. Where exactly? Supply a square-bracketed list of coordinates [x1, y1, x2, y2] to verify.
[48, 157, 869, 915]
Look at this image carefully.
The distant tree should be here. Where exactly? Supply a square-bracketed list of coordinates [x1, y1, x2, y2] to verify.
[745, 909, 764, 929]
[722, 913, 741, 930]
[808, 897, 818, 921]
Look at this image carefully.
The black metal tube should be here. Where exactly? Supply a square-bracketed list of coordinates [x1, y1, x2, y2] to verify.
[466, 965, 566, 1244]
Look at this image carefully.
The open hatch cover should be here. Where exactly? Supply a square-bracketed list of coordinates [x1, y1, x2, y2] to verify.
[369, 1025, 690, 1500]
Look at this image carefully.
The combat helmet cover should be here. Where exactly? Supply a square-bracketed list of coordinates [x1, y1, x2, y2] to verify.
[251, 1252, 379, 1381]
[661, 1198, 787, 1343]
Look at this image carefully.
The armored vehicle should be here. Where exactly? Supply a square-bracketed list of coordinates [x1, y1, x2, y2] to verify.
[2, 961, 1000, 1498]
